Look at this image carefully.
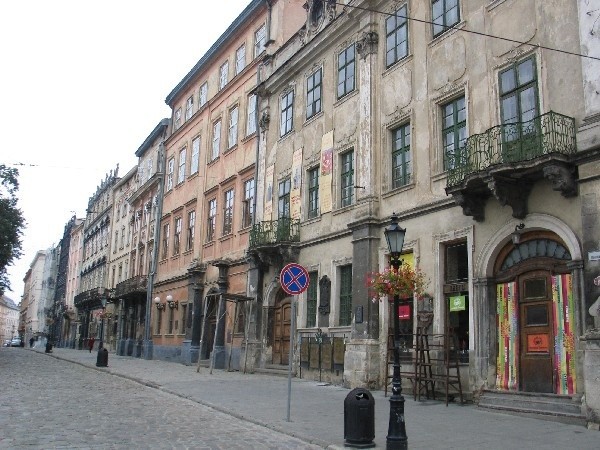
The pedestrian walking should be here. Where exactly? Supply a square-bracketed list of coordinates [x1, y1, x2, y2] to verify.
[88, 336, 95, 353]
[29, 337, 34, 348]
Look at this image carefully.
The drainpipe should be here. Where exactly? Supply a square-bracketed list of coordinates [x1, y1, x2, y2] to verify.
[142, 129, 167, 360]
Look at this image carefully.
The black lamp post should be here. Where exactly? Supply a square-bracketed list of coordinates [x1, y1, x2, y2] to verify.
[99, 297, 107, 349]
[384, 213, 408, 450]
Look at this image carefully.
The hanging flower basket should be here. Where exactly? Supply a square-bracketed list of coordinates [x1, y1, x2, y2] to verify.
[366, 264, 428, 302]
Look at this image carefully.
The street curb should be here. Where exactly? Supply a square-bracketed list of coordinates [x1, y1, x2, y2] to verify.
[32, 349, 333, 449]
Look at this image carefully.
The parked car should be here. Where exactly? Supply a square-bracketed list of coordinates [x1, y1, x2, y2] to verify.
[10, 337, 22, 347]
[3, 339, 10, 347]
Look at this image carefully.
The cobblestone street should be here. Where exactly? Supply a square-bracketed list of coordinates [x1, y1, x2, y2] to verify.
[0, 348, 320, 449]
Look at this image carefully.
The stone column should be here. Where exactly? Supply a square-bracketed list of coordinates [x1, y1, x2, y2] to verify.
[583, 332, 600, 427]
[472, 277, 495, 392]
[212, 261, 230, 369]
[182, 264, 205, 365]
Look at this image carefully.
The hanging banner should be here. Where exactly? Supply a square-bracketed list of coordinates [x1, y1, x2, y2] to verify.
[290, 147, 303, 220]
[552, 273, 576, 395]
[449, 295, 466, 312]
[496, 282, 518, 391]
[264, 164, 274, 220]
[319, 131, 333, 213]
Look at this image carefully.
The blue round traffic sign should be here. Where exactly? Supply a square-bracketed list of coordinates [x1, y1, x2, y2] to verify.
[280, 263, 310, 295]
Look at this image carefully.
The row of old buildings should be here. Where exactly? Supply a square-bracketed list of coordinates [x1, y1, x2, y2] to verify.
[16, 0, 600, 425]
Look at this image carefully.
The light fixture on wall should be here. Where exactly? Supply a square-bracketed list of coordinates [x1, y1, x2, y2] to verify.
[166, 294, 178, 310]
[154, 296, 165, 310]
[511, 223, 526, 245]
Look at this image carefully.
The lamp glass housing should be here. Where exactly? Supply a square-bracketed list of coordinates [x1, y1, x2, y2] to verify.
[384, 214, 406, 255]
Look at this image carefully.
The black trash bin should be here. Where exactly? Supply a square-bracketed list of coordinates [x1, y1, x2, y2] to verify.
[96, 347, 108, 367]
[344, 387, 375, 448]
[45, 342, 53, 353]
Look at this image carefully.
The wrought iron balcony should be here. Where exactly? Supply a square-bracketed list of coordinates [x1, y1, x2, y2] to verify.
[74, 287, 108, 310]
[114, 275, 148, 298]
[249, 217, 300, 249]
[446, 111, 576, 188]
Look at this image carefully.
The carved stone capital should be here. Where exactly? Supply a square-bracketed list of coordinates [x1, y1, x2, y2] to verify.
[543, 163, 577, 197]
[356, 31, 379, 59]
[486, 178, 533, 219]
[452, 191, 487, 222]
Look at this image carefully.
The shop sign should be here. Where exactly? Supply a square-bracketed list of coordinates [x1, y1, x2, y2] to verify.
[449, 295, 466, 312]
[527, 334, 549, 352]
[398, 304, 411, 320]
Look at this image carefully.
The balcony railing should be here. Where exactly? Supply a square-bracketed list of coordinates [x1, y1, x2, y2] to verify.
[114, 275, 148, 298]
[74, 287, 108, 309]
[249, 217, 300, 248]
[447, 111, 576, 187]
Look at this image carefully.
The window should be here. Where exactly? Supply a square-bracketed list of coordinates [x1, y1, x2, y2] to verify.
[445, 241, 469, 362]
[337, 43, 355, 99]
[499, 57, 539, 156]
[168, 307, 174, 334]
[191, 136, 200, 175]
[432, 0, 460, 37]
[339, 265, 352, 326]
[280, 91, 294, 137]
[120, 225, 125, 248]
[219, 61, 228, 90]
[242, 178, 255, 228]
[306, 68, 322, 119]
[199, 82, 208, 107]
[236, 44, 246, 75]
[223, 189, 234, 235]
[114, 231, 118, 250]
[385, 5, 408, 68]
[174, 108, 182, 130]
[186, 210, 195, 251]
[185, 96, 194, 121]
[340, 150, 354, 207]
[181, 304, 187, 334]
[307, 167, 319, 218]
[173, 217, 182, 256]
[207, 198, 217, 241]
[156, 307, 162, 335]
[254, 24, 266, 57]
[166, 158, 174, 190]
[306, 271, 318, 328]
[177, 147, 187, 184]
[442, 97, 466, 170]
[392, 124, 412, 188]
[212, 120, 221, 161]
[246, 94, 257, 136]
[278, 178, 291, 218]
[228, 106, 239, 149]
[161, 223, 170, 259]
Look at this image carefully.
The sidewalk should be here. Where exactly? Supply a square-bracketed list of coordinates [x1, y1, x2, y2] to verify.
[33, 347, 598, 449]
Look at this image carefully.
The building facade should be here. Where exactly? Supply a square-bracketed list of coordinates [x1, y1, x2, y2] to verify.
[0, 295, 20, 343]
[65, 218, 84, 347]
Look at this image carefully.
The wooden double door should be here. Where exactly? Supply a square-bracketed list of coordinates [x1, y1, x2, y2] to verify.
[272, 297, 292, 365]
[518, 271, 553, 393]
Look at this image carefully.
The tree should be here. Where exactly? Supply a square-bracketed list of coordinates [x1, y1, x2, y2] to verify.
[0, 164, 25, 295]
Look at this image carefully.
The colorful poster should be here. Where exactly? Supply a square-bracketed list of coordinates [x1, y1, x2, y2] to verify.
[527, 334, 549, 352]
[398, 304, 411, 320]
[319, 131, 333, 213]
[264, 164, 274, 220]
[552, 274, 576, 395]
[496, 282, 518, 391]
[290, 147, 303, 220]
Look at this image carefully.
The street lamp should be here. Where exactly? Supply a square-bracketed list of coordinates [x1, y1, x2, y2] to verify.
[99, 297, 107, 349]
[384, 213, 408, 450]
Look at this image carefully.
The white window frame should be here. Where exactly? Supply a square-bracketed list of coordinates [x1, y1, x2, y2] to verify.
[228, 106, 239, 149]
[199, 82, 208, 107]
[212, 120, 221, 161]
[254, 24, 266, 58]
[246, 94, 257, 136]
[174, 108, 182, 130]
[191, 136, 200, 175]
[219, 61, 229, 90]
[235, 44, 246, 75]
[167, 158, 175, 191]
[177, 147, 186, 184]
[185, 96, 194, 121]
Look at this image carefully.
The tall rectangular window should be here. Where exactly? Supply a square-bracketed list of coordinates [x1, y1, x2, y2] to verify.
[235, 44, 246, 75]
[168, 307, 174, 334]
[228, 106, 239, 149]
[212, 120, 221, 161]
[219, 61, 228, 90]
[385, 5, 408, 68]
[199, 82, 208, 107]
[223, 189, 234, 235]
[174, 108, 182, 130]
[180, 304, 187, 334]
[442, 97, 467, 170]
[306, 271, 318, 328]
[207, 198, 217, 242]
[156, 308, 162, 335]
[161, 223, 170, 259]
[254, 24, 266, 57]
[392, 124, 412, 188]
[191, 136, 200, 175]
[186, 210, 195, 251]
[280, 91, 294, 137]
[432, 0, 460, 37]
[120, 225, 125, 248]
[242, 178, 255, 228]
[185, 96, 194, 121]
[177, 147, 186, 184]
[306, 68, 322, 119]
[246, 94, 257, 136]
[445, 241, 469, 361]
[339, 265, 353, 326]
[307, 167, 319, 219]
[278, 178, 291, 219]
[337, 44, 355, 99]
[173, 217, 182, 256]
[340, 150, 354, 207]
[166, 158, 174, 191]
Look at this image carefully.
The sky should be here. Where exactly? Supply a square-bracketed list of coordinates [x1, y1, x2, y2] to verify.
[0, 0, 251, 303]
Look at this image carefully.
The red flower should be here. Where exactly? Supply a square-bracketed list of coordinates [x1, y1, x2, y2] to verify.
[366, 264, 428, 302]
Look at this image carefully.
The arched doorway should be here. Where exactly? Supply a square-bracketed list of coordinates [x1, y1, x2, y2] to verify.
[272, 290, 292, 365]
[494, 232, 577, 394]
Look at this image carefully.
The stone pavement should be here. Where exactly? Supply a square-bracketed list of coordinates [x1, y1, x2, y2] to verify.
[30, 347, 599, 449]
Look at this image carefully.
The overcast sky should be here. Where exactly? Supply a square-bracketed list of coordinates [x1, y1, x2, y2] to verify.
[0, 0, 251, 302]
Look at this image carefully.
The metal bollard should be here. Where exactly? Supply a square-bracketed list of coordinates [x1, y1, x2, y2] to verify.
[96, 347, 109, 367]
[344, 387, 376, 448]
